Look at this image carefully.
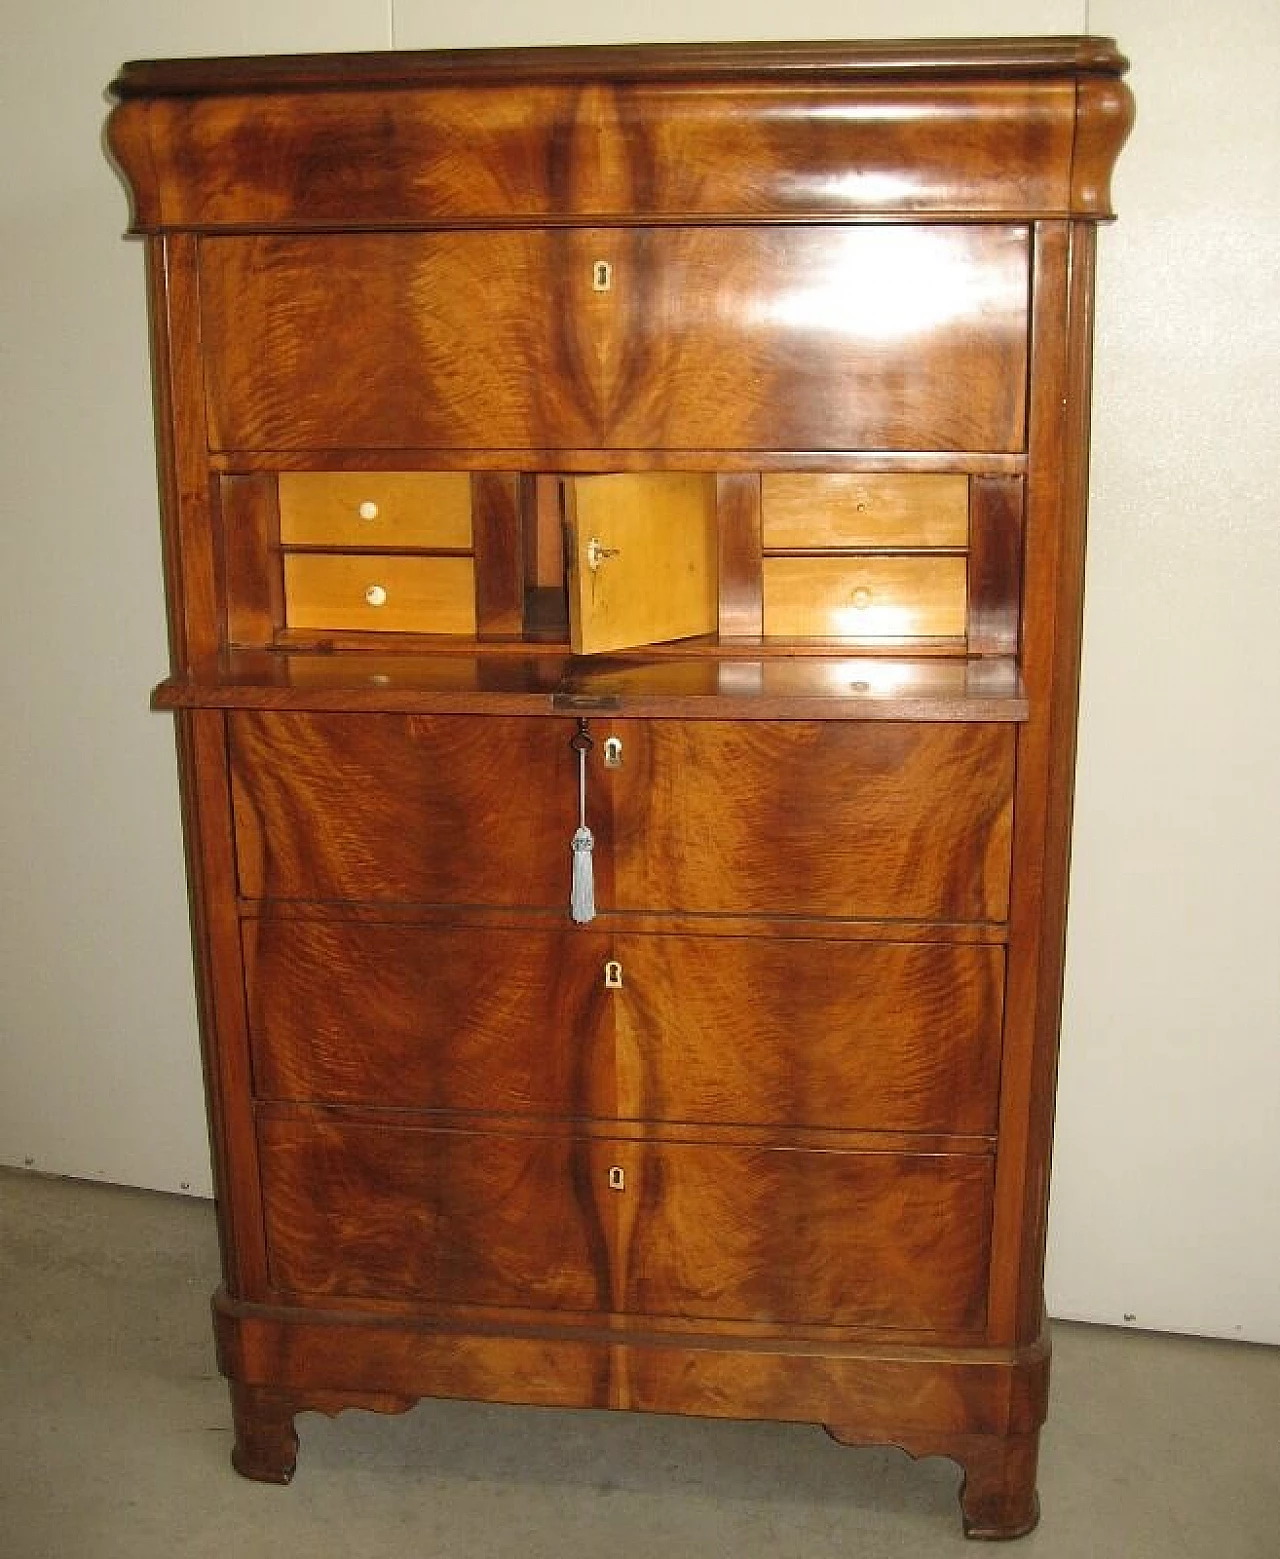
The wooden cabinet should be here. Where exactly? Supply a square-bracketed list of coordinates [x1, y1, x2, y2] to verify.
[108, 38, 1131, 1539]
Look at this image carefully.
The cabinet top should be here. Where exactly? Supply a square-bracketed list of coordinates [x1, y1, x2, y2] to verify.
[111, 37, 1127, 97]
[107, 37, 1133, 230]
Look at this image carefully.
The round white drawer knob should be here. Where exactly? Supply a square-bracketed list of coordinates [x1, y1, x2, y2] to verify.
[364, 584, 388, 607]
[357, 500, 379, 521]
[851, 586, 873, 610]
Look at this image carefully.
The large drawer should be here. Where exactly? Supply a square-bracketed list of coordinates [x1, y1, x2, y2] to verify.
[259, 1116, 993, 1332]
[244, 921, 1005, 1135]
[200, 226, 1028, 453]
[230, 714, 1015, 922]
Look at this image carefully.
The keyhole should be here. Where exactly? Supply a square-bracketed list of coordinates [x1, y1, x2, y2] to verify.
[608, 1166, 626, 1192]
[604, 959, 623, 989]
[592, 259, 612, 292]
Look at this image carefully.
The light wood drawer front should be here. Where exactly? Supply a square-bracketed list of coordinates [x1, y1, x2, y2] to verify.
[283, 554, 476, 634]
[762, 473, 970, 550]
[244, 922, 1003, 1136]
[259, 1117, 993, 1331]
[278, 472, 473, 548]
[231, 713, 578, 904]
[613, 721, 1014, 922]
[762, 556, 967, 640]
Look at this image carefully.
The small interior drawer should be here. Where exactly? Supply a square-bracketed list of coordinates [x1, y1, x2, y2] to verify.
[283, 553, 477, 634]
[278, 472, 473, 548]
[762, 555, 967, 640]
[761, 473, 969, 549]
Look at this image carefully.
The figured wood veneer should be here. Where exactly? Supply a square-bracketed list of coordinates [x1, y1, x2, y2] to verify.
[259, 1117, 994, 1331]
[245, 920, 1005, 1135]
[110, 36, 1132, 1537]
[199, 226, 1029, 454]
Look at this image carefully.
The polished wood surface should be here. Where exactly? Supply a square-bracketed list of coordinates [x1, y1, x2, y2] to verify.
[231, 712, 584, 904]
[200, 226, 1028, 455]
[761, 555, 967, 641]
[604, 226, 1029, 454]
[283, 554, 476, 635]
[611, 720, 1014, 920]
[259, 1115, 992, 1330]
[108, 40, 1131, 232]
[200, 232, 596, 452]
[278, 471, 473, 549]
[154, 652, 1030, 721]
[112, 38, 1131, 1537]
[761, 472, 970, 550]
[245, 920, 1003, 1134]
[565, 473, 718, 654]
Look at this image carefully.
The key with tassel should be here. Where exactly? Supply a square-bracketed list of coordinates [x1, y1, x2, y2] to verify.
[569, 719, 595, 924]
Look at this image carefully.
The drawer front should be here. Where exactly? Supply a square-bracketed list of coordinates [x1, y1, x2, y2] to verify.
[612, 721, 1014, 921]
[260, 1118, 608, 1312]
[615, 935, 1004, 1136]
[200, 232, 598, 451]
[200, 227, 1027, 454]
[245, 922, 1004, 1136]
[761, 555, 968, 641]
[608, 225, 1029, 452]
[245, 921, 608, 1115]
[230, 713, 580, 904]
[761, 473, 970, 550]
[259, 1118, 992, 1331]
[278, 472, 473, 548]
[283, 553, 477, 635]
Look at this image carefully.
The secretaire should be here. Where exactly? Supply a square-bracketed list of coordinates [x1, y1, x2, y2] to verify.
[107, 38, 1131, 1538]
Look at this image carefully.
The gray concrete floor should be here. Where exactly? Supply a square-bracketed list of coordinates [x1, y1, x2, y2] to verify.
[1, 1168, 1277, 1559]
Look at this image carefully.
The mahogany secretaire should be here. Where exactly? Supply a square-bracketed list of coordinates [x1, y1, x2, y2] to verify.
[107, 39, 1131, 1538]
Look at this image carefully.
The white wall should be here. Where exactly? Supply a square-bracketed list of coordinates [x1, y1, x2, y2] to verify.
[1, 1, 1276, 1342]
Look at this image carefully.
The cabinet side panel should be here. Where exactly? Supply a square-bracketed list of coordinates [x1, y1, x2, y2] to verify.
[988, 223, 1093, 1344]
[175, 710, 268, 1295]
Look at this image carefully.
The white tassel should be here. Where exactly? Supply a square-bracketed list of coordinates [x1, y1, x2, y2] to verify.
[570, 824, 595, 924]
[570, 721, 596, 924]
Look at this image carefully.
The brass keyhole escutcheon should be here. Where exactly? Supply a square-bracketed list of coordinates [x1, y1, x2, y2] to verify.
[608, 1166, 626, 1192]
[603, 736, 623, 768]
[592, 259, 613, 292]
[604, 959, 623, 989]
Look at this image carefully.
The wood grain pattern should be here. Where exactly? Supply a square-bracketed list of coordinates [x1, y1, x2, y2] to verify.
[244, 920, 1003, 1134]
[199, 232, 598, 451]
[471, 472, 525, 639]
[115, 38, 1130, 1532]
[968, 475, 1025, 657]
[260, 1117, 611, 1312]
[607, 226, 1030, 453]
[565, 473, 718, 654]
[244, 921, 610, 1116]
[614, 935, 1004, 1135]
[155, 651, 1029, 721]
[611, 720, 1015, 920]
[108, 40, 1133, 233]
[283, 553, 476, 635]
[258, 1115, 992, 1331]
[199, 227, 1027, 456]
[762, 555, 968, 641]
[278, 472, 473, 549]
[715, 473, 763, 638]
[220, 472, 283, 645]
[761, 473, 969, 550]
[230, 712, 589, 905]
